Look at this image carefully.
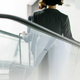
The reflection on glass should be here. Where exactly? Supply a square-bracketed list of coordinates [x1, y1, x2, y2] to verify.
[0, 33, 29, 80]
[23, 28, 80, 80]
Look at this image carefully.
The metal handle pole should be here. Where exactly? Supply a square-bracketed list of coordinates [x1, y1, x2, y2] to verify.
[19, 33, 22, 64]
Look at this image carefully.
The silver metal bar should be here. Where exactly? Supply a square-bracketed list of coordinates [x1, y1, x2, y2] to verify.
[19, 33, 22, 64]
[0, 30, 22, 39]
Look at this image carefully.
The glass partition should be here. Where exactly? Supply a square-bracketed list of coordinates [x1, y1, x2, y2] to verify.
[0, 18, 29, 80]
[26, 28, 80, 80]
[0, 17, 80, 80]
[0, 33, 29, 71]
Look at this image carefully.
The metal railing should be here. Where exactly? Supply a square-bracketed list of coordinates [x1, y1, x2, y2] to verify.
[0, 14, 80, 47]
[0, 30, 22, 64]
[0, 30, 22, 39]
